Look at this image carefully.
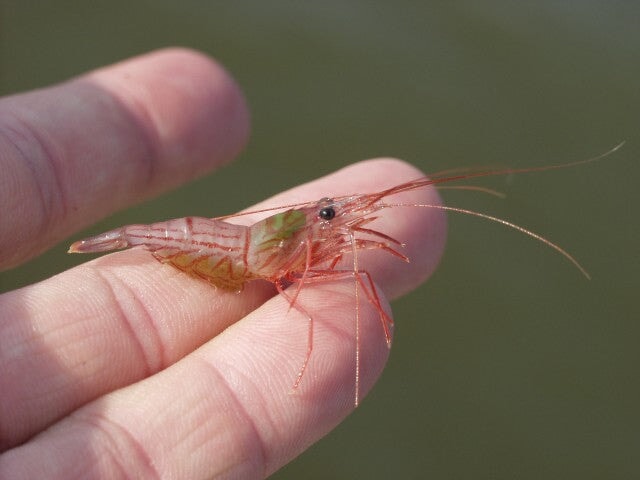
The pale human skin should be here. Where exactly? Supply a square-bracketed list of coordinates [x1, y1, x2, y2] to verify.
[0, 49, 446, 479]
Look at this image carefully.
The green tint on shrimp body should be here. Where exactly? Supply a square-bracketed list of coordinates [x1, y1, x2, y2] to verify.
[246, 209, 310, 280]
[250, 210, 307, 251]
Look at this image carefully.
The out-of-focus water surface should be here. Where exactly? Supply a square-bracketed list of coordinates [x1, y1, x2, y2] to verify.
[2, 2, 639, 478]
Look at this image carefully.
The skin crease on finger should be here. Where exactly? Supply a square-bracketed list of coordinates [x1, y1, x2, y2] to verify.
[0, 158, 446, 478]
[0, 48, 250, 269]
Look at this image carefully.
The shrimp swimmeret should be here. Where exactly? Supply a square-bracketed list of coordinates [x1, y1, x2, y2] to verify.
[68, 144, 623, 406]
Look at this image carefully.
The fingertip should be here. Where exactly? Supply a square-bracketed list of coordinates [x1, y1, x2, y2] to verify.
[0, 48, 251, 268]
[84, 47, 251, 183]
[345, 157, 448, 298]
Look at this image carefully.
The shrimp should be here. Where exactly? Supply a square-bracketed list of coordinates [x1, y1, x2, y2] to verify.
[68, 143, 623, 406]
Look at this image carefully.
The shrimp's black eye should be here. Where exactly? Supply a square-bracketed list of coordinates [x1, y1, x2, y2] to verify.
[318, 206, 336, 221]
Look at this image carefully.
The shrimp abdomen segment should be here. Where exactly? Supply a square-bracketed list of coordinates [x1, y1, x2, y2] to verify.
[69, 217, 252, 290]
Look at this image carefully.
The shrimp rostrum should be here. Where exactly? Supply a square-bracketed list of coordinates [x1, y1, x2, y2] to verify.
[69, 145, 622, 405]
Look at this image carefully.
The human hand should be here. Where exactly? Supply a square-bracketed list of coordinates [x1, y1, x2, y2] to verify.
[0, 49, 446, 479]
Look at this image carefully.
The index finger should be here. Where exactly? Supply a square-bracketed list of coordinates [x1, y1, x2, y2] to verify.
[0, 159, 447, 478]
[0, 158, 446, 452]
[0, 48, 250, 269]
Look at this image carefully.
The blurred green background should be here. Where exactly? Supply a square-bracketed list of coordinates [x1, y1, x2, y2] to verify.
[1, 2, 639, 478]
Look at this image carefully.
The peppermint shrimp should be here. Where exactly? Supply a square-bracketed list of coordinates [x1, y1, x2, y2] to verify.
[68, 143, 623, 406]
